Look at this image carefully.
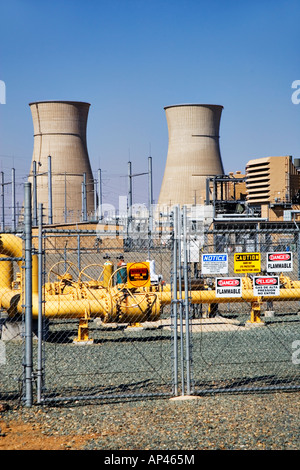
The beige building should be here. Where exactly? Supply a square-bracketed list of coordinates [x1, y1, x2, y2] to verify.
[246, 156, 300, 221]
[158, 104, 224, 209]
[28, 100, 95, 224]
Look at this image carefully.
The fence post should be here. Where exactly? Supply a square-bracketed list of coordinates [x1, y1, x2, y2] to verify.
[77, 234, 81, 271]
[32, 161, 37, 226]
[37, 203, 43, 404]
[82, 172, 87, 222]
[183, 205, 192, 395]
[24, 182, 33, 407]
[1, 171, 4, 231]
[48, 156, 53, 225]
[172, 206, 179, 396]
[11, 168, 16, 232]
[178, 208, 185, 395]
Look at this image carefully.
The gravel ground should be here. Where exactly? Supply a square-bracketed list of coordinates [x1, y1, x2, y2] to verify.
[1, 315, 300, 452]
[1, 391, 299, 451]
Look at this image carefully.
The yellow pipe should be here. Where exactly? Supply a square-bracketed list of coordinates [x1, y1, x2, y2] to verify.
[8, 285, 300, 320]
[0, 254, 13, 288]
[160, 287, 300, 305]
[0, 234, 38, 294]
[3, 234, 300, 324]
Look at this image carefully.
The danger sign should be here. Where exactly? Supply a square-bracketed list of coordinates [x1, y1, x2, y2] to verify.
[127, 262, 151, 288]
[234, 252, 261, 273]
[253, 276, 280, 297]
[215, 278, 242, 298]
[267, 252, 292, 272]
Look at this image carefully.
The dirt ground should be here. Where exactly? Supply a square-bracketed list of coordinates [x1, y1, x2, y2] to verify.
[0, 418, 98, 450]
[1, 392, 299, 451]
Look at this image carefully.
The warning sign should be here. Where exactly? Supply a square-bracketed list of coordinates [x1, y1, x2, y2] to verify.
[127, 262, 151, 288]
[234, 253, 261, 273]
[201, 253, 228, 275]
[267, 252, 292, 272]
[253, 276, 280, 297]
[215, 278, 242, 298]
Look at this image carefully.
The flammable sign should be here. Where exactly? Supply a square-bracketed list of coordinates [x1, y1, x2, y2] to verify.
[215, 278, 242, 298]
[267, 252, 292, 272]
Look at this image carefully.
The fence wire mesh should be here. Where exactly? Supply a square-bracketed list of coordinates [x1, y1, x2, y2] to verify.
[38, 229, 175, 403]
[181, 220, 300, 395]
[1, 210, 300, 406]
[0, 232, 25, 403]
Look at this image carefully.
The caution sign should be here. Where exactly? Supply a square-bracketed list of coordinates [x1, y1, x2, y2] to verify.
[253, 276, 280, 297]
[215, 278, 242, 298]
[127, 262, 151, 288]
[267, 252, 292, 272]
[234, 252, 261, 273]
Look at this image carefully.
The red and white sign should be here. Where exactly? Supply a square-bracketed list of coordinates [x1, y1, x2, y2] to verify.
[267, 252, 292, 272]
[216, 278, 242, 298]
[253, 276, 280, 296]
[255, 277, 277, 285]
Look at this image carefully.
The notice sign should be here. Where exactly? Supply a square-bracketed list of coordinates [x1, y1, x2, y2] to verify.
[215, 278, 242, 298]
[234, 252, 261, 273]
[253, 276, 280, 297]
[127, 262, 151, 288]
[267, 252, 292, 272]
[201, 253, 228, 275]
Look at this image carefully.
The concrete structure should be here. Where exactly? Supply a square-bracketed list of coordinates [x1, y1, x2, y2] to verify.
[28, 101, 95, 224]
[158, 104, 224, 208]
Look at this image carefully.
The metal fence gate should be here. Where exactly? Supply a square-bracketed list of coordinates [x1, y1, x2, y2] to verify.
[0, 232, 25, 403]
[172, 207, 300, 395]
[0, 184, 32, 405]
[36, 220, 175, 404]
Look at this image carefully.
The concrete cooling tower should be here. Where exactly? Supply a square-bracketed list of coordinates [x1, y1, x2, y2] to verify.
[28, 100, 95, 224]
[158, 104, 224, 208]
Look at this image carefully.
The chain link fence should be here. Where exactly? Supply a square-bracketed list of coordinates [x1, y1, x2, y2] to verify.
[173, 209, 300, 395]
[0, 193, 300, 406]
[0, 231, 26, 403]
[36, 220, 175, 404]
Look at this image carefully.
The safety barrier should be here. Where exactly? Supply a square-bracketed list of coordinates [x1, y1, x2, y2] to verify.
[0, 191, 299, 405]
[172, 207, 300, 396]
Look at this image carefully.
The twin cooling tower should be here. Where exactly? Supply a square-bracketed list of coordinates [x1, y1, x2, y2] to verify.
[28, 101, 95, 224]
[158, 104, 224, 208]
[28, 101, 224, 224]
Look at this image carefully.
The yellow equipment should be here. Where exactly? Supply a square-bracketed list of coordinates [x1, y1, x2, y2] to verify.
[1, 234, 300, 342]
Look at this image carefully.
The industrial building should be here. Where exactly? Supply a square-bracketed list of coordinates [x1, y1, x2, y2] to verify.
[245, 155, 300, 222]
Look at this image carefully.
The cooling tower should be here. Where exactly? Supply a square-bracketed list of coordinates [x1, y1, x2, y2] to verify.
[28, 100, 95, 224]
[158, 104, 224, 208]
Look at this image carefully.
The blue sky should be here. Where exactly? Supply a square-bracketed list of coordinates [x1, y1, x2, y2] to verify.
[0, 0, 299, 208]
